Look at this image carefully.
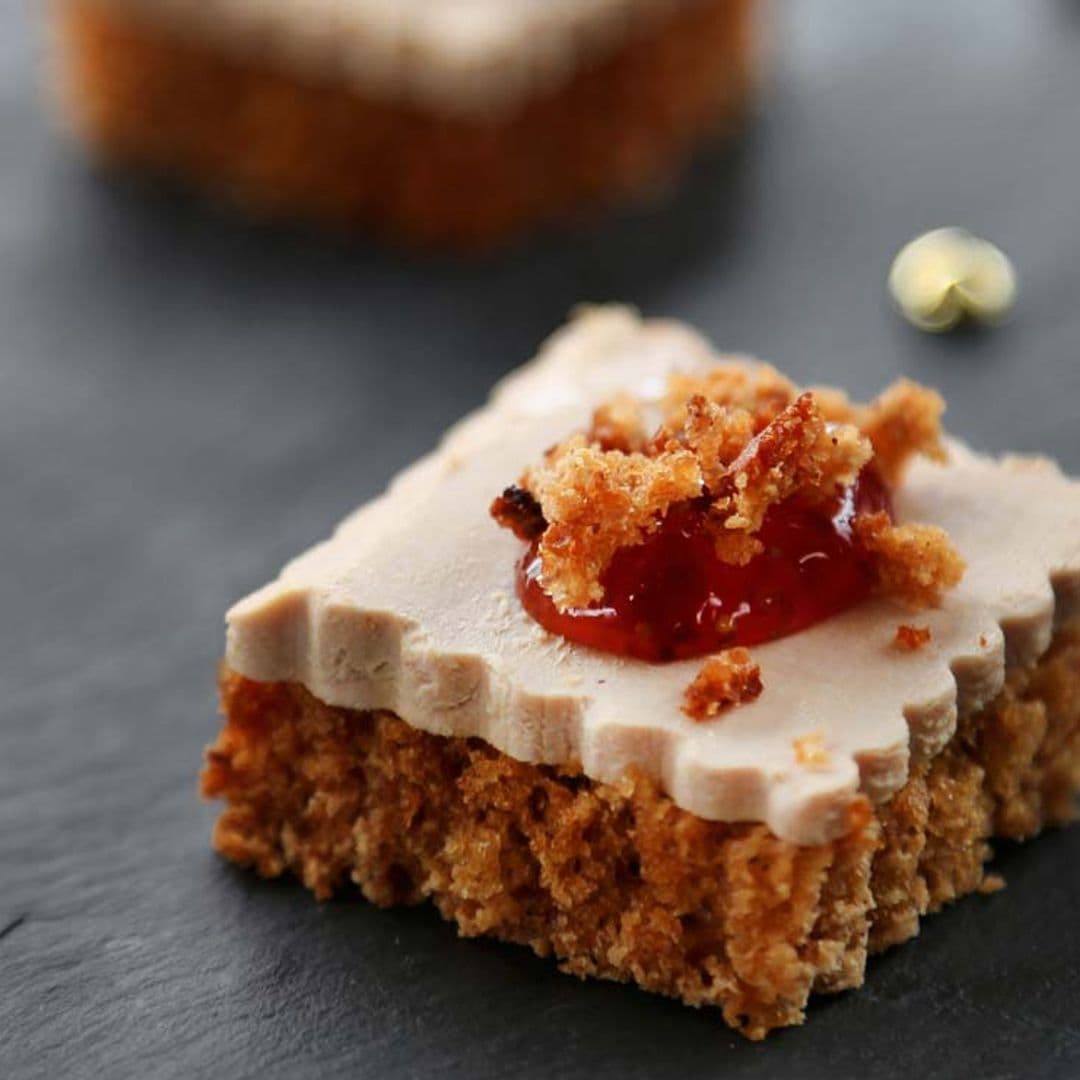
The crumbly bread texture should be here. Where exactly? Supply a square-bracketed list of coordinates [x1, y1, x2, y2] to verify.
[53, 0, 755, 247]
[222, 307, 1080, 846]
[202, 615, 1080, 1040]
[495, 365, 961, 611]
[894, 623, 932, 651]
[682, 648, 763, 720]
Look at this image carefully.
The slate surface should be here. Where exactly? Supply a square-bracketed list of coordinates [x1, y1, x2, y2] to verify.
[3, 2, 1080, 1077]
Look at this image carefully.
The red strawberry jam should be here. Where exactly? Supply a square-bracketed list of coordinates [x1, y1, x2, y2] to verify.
[518, 467, 891, 662]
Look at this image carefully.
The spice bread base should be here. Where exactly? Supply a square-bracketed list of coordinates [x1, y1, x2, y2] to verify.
[203, 617, 1080, 1039]
[53, 0, 755, 247]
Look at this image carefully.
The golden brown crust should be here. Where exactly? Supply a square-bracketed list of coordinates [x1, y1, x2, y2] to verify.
[859, 379, 947, 488]
[894, 623, 932, 651]
[489, 485, 547, 542]
[680, 395, 756, 491]
[664, 363, 798, 430]
[53, 0, 756, 249]
[527, 436, 703, 608]
[855, 512, 966, 609]
[513, 387, 873, 606]
[494, 366, 957, 613]
[203, 618, 1080, 1039]
[681, 648, 763, 719]
[587, 394, 650, 454]
[977, 872, 1006, 895]
[709, 392, 870, 548]
[792, 730, 831, 767]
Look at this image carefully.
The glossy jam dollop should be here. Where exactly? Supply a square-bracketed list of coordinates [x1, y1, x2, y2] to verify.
[518, 468, 891, 662]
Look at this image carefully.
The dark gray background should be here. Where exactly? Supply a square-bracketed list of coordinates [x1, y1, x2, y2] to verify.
[3, 1, 1080, 1077]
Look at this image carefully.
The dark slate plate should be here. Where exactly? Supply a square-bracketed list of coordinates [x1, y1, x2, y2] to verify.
[3, 1, 1080, 1077]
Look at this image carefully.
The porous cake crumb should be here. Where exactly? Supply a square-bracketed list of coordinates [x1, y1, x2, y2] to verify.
[53, 0, 757, 248]
[202, 617, 1080, 1039]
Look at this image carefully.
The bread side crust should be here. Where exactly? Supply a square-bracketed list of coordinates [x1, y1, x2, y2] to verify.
[52, 0, 755, 247]
[202, 619, 1080, 1039]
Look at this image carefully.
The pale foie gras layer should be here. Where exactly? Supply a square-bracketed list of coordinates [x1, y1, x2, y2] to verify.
[74, 0, 694, 117]
[227, 307, 1080, 845]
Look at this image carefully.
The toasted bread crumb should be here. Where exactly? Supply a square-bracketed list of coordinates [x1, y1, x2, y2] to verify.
[710, 392, 870, 542]
[587, 394, 648, 453]
[492, 362, 960, 615]
[528, 438, 702, 609]
[682, 648, 763, 720]
[895, 624, 932, 651]
[856, 513, 966, 608]
[664, 363, 797, 430]
[793, 730, 831, 767]
[978, 872, 1006, 895]
[858, 379, 947, 487]
[490, 485, 547, 542]
[681, 394, 756, 491]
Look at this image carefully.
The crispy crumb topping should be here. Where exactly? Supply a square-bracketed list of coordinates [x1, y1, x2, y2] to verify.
[894, 624, 932, 651]
[707, 393, 871, 564]
[490, 484, 547, 541]
[682, 648, 763, 720]
[855, 513, 965, 609]
[663, 363, 797, 430]
[857, 379, 947, 486]
[587, 393, 648, 453]
[792, 731, 831, 768]
[492, 361, 963, 614]
[526, 436, 703, 608]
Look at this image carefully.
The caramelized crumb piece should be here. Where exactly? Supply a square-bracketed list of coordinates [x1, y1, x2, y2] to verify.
[978, 872, 1006, 895]
[792, 731, 830, 767]
[664, 364, 797, 430]
[895, 624, 932, 651]
[710, 393, 871, 547]
[805, 385, 855, 423]
[528, 437, 702, 609]
[587, 393, 648, 453]
[682, 648, 763, 720]
[490, 485, 547, 542]
[707, 529, 767, 569]
[491, 357, 959, 616]
[855, 512, 965, 608]
[682, 395, 756, 491]
[859, 379, 947, 486]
